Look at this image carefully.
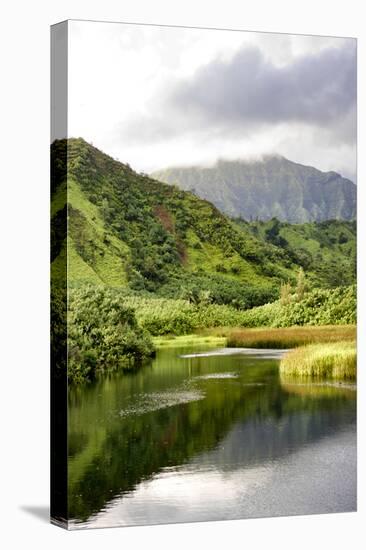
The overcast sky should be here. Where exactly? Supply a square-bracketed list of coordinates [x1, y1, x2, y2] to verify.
[69, 21, 357, 182]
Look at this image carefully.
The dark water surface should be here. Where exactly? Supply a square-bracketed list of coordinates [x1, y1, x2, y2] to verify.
[68, 345, 356, 528]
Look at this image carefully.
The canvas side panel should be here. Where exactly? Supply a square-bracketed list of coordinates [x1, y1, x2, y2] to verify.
[50, 20, 68, 529]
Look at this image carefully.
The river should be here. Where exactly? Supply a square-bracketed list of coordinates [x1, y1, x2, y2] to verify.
[68, 344, 356, 528]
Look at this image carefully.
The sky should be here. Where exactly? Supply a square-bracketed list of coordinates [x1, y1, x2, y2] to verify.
[68, 21, 357, 182]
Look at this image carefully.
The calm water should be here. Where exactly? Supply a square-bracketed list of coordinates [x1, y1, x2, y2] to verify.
[68, 345, 356, 528]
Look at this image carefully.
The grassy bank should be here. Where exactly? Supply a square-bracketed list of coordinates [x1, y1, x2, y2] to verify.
[207, 325, 356, 349]
[279, 341, 356, 380]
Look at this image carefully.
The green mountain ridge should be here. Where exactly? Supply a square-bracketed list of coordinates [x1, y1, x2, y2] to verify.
[51, 139, 356, 309]
[152, 156, 356, 223]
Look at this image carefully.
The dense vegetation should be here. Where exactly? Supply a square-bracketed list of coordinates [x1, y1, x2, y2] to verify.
[152, 155, 356, 223]
[50, 139, 357, 382]
[68, 283, 356, 341]
[280, 341, 356, 380]
[240, 217, 356, 288]
[234, 285, 356, 328]
[64, 282, 355, 381]
[52, 139, 281, 306]
[51, 139, 356, 308]
[67, 286, 154, 383]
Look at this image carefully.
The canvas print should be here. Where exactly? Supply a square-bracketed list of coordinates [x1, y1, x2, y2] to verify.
[51, 20, 357, 529]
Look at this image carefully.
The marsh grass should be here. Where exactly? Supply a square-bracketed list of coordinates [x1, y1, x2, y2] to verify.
[214, 325, 356, 349]
[280, 341, 356, 380]
[153, 335, 227, 348]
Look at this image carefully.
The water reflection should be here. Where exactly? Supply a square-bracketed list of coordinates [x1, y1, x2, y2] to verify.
[68, 345, 356, 527]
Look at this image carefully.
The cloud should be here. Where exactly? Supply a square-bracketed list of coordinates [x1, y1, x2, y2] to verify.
[68, 23, 356, 179]
[175, 43, 356, 125]
[121, 41, 356, 146]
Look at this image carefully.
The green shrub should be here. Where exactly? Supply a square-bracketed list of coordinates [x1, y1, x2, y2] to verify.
[66, 284, 356, 353]
[68, 286, 155, 382]
[241, 285, 356, 328]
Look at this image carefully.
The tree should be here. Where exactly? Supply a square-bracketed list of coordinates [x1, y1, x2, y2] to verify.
[280, 282, 292, 306]
[296, 267, 306, 301]
[198, 290, 212, 305]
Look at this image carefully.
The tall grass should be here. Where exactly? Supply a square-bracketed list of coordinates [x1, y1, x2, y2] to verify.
[152, 335, 227, 348]
[215, 325, 356, 349]
[279, 341, 356, 380]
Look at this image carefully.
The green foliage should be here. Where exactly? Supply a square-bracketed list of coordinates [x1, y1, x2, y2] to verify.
[48, 139, 302, 307]
[51, 285, 67, 375]
[104, 292, 252, 336]
[51, 140, 356, 310]
[68, 286, 155, 383]
[68, 285, 355, 339]
[241, 285, 356, 328]
[160, 271, 278, 309]
[244, 218, 356, 289]
[280, 282, 292, 306]
[295, 267, 306, 301]
[50, 139, 357, 384]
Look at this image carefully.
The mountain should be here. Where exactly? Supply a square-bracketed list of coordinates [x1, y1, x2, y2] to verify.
[51, 139, 356, 309]
[152, 156, 356, 223]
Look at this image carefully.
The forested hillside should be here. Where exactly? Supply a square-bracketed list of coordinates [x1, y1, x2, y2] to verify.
[51, 139, 356, 310]
[237, 218, 356, 288]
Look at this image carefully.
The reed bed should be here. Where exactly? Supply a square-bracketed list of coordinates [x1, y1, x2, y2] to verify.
[279, 341, 356, 381]
[219, 325, 356, 349]
[153, 335, 227, 348]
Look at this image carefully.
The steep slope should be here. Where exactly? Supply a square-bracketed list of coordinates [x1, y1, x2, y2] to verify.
[237, 218, 356, 288]
[51, 139, 288, 306]
[51, 139, 356, 309]
[152, 156, 356, 223]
